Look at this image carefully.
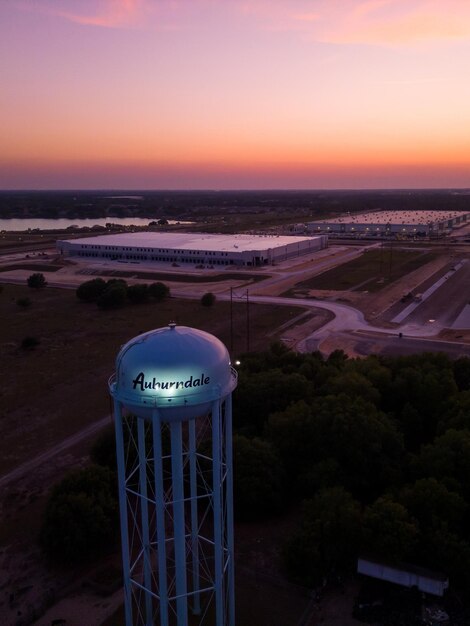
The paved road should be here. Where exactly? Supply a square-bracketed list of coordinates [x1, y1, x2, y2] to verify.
[403, 260, 470, 328]
[0, 415, 112, 489]
[229, 293, 468, 354]
[392, 260, 469, 325]
[331, 330, 470, 359]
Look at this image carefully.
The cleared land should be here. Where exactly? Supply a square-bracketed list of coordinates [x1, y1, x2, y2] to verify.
[289, 248, 436, 293]
[0, 284, 307, 476]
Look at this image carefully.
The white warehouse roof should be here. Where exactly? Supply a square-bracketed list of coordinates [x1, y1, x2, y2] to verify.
[312, 210, 469, 225]
[60, 231, 316, 252]
[58, 231, 328, 266]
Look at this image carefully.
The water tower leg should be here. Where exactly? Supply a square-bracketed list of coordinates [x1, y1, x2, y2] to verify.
[212, 400, 224, 626]
[114, 401, 133, 626]
[152, 412, 169, 626]
[170, 420, 188, 626]
[225, 396, 236, 626]
[189, 418, 201, 615]
[137, 418, 153, 624]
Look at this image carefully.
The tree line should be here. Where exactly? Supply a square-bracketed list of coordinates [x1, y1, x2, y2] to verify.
[40, 345, 470, 591]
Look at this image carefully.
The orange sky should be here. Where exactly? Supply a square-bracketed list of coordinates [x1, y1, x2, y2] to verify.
[1, 0, 470, 188]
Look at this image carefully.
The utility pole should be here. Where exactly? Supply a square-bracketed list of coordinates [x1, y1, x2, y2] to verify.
[230, 287, 233, 354]
[246, 290, 250, 353]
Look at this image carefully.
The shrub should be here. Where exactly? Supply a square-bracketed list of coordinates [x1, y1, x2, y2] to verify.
[21, 336, 40, 350]
[27, 272, 47, 289]
[97, 284, 127, 309]
[127, 283, 149, 304]
[201, 292, 216, 307]
[148, 282, 170, 301]
[16, 297, 32, 308]
[76, 278, 107, 302]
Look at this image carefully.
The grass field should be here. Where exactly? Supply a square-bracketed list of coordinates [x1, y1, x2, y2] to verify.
[78, 267, 268, 283]
[290, 248, 437, 293]
[0, 263, 62, 273]
[0, 283, 306, 476]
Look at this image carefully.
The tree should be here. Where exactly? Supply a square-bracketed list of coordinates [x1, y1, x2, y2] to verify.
[437, 391, 470, 434]
[267, 394, 404, 501]
[413, 429, 470, 499]
[453, 357, 470, 391]
[399, 478, 467, 536]
[283, 487, 362, 586]
[40, 466, 118, 564]
[97, 284, 127, 309]
[127, 283, 149, 304]
[148, 281, 170, 301]
[414, 526, 470, 590]
[27, 272, 47, 289]
[362, 496, 418, 562]
[76, 278, 107, 302]
[233, 435, 285, 521]
[380, 353, 457, 444]
[326, 349, 348, 368]
[234, 370, 310, 435]
[321, 370, 381, 407]
[201, 292, 216, 307]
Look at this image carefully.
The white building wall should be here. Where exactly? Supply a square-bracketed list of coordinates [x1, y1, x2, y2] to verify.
[58, 234, 328, 267]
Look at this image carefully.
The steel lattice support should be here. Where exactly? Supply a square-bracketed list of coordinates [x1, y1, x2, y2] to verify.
[113, 399, 235, 626]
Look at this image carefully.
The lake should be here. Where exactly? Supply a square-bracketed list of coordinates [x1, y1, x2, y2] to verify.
[0, 217, 192, 231]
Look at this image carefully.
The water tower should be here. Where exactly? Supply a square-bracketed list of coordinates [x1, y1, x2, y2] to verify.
[109, 324, 238, 626]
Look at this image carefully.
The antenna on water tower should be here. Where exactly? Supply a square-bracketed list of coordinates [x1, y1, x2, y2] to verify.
[109, 323, 238, 626]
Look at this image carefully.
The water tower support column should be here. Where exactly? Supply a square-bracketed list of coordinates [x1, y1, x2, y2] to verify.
[113, 400, 133, 626]
[170, 419, 189, 626]
[137, 417, 153, 625]
[152, 411, 169, 626]
[212, 399, 224, 626]
[225, 394, 236, 626]
[189, 417, 201, 615]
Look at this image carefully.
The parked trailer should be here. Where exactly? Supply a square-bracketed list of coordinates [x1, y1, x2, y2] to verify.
[357, 557, 449, 597]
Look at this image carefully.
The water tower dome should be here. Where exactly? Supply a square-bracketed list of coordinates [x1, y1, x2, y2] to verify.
[109, 323, 237, 418]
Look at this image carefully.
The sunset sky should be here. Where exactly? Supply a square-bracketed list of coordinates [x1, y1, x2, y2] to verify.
[1, 0, 470, 189]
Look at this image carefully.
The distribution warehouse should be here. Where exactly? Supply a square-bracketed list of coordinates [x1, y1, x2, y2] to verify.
[307, 210, 470, 237]
[57, 232, 328, 267]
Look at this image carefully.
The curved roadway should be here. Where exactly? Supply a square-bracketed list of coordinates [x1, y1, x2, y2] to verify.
[217, 292, 445, 354]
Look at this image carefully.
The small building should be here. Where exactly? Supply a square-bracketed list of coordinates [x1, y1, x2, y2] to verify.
[57, 232, 328, 267]
[358, 556, 449, 597]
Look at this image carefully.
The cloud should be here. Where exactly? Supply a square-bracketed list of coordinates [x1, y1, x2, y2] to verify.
[16, 0, 145, 29]
[58, 0, 143, 28]
[236, 0, 470, 45]
[13, 0, 470, 41]
[327, 1, 470, 45]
